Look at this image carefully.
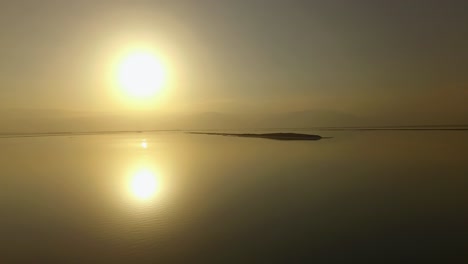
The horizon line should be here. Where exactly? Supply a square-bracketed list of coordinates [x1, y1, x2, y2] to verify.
[0, 125, 467, 139]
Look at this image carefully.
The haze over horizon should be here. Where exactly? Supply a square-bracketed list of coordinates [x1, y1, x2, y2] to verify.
[1, 0, 467, 131]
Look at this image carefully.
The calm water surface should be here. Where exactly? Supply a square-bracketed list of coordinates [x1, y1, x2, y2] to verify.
[1, 131, 467, 263]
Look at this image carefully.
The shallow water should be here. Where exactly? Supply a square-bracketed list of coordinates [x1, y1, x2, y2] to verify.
[1, 131, 467, 263]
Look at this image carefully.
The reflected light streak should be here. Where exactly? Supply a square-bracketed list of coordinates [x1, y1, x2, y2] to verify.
[141, 139, 148, 149]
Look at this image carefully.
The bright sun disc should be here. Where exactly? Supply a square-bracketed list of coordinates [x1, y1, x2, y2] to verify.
[117, 51, 165, 98]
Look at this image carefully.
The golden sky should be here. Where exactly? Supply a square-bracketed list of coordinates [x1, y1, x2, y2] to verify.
[0, 0, 467, 126]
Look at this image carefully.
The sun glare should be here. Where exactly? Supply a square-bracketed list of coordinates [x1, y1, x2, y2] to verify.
[117, 51, 165, 98]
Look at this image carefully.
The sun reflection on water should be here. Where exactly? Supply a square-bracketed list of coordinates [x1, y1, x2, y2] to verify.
[130, 168, 158, 200]
[123, 139, 164, 202]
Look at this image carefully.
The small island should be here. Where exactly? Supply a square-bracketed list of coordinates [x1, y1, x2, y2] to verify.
[188, 132, 323, 141]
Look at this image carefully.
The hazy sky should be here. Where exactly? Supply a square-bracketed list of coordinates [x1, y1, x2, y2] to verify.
[1, 0, 467, 122]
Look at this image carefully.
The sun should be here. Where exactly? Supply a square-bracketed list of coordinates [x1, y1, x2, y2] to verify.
[116, 50, 165, 98]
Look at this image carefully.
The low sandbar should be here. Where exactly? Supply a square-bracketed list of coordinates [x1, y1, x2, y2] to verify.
[188, 132, 323, 141]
